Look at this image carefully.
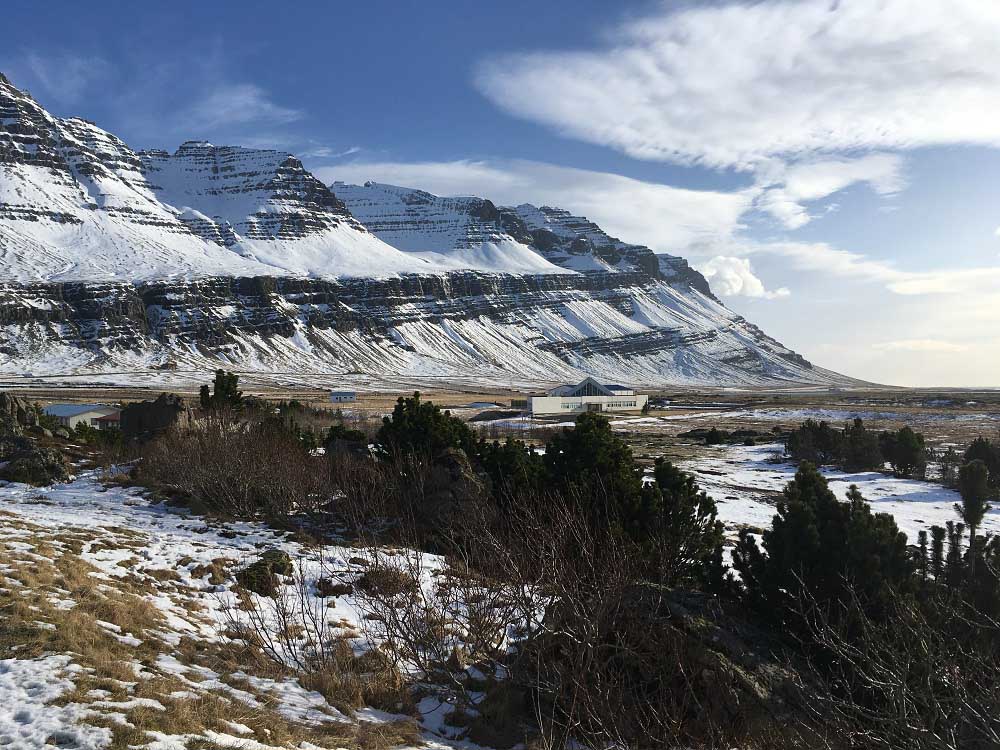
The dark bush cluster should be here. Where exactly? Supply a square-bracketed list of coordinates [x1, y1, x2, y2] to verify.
[138, 416, 329, 519]
[734, 454, 1000, 749]
[734, 463, 913, 627]
[964, 436, 1000, 489]
[785, 417, 927, 477]
[199, 369, 243, 411]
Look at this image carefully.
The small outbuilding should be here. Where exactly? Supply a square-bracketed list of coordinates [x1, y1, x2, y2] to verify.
[329, 390, 357, 404]
[44, 404, 121, 431]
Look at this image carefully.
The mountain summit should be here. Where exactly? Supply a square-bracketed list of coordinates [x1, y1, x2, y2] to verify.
[0, 73, 842, 386]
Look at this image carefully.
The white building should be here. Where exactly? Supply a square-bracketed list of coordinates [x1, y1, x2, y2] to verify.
[528, 377, 648, 417]
[329, 391, 356, 404]
[44, 404, 121, 430]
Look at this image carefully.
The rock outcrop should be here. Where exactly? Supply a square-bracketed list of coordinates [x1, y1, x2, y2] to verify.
[0, 272, 837, 386]
[0, 392, 35, 436]
[0, 391, 68, 486]
[0, 437, 69, 486]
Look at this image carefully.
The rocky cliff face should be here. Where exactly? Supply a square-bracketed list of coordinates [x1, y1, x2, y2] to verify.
[0, 72, 840, 387]
[0, 75, 465, 281]
[334, 181, 685, 280]
[0, 272, 833, 387]
[139, 142, 361, 243]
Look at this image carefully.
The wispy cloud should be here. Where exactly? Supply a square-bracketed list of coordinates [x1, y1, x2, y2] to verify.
[723, 238, 1000, 299]
[873, 339, 969, 353]
[754, 153, 906, 229]
[476, 0, 1000, 169]
[182, 83, 302, 132]
[2, 51, 112, 105]
[3, 44, 313, 151]
[301, 145, 362, 160]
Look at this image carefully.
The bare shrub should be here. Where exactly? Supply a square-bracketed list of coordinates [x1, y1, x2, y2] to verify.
[138, 415, 330, 518]
[325, 450, 402, 536]
[790, 581, 1000, 750]
[461, 489, 807, 750]
[348, 545, 526, 702]
[327, 447, 493, 551]
[221, 551, 414, 716]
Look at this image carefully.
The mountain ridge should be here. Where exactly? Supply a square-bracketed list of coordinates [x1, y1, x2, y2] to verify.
[0, 72, 846, 387]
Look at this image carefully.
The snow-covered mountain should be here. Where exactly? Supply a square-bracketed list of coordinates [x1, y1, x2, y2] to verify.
[0, 72, 847, 387]
[0, 73, 538, 281]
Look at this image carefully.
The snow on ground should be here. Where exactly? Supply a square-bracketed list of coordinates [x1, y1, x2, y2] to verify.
[0, 654, 112, 749]
[681, 443, 996, 547]
[0, 473, 481, 750]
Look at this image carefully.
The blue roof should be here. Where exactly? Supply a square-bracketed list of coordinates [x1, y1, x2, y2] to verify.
[43, 403, 116, 418]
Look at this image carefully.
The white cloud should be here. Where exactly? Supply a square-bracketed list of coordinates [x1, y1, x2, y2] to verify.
[728, 239, 903, 284]
[872, 339, 968, 353]
[476, 0, 1000, 169]
[779, 154, 905, 202]
[885, 267, 1000, 296]
[301, 145, 362, 159]
[696, 256, 789, 299]
[319, 159, 751, 254]
[721, 237, 1000, 298]
[755, 153, 905, 229]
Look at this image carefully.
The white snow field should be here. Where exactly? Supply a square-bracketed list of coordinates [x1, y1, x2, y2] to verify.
[681, 442, 999, 547]
[0, 472, 485, 749]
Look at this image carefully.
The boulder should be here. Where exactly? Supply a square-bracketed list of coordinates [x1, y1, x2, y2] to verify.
[0, 392, 36, 437]
[0, 435, 69, 486]
[235, 550, 294, 598]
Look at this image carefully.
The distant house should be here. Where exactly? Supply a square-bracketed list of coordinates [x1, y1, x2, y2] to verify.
[44, 404, 121, 430]
[528, 377, 647, 417]
[95, 411, 121, 430]
[329, 391, 356, 404]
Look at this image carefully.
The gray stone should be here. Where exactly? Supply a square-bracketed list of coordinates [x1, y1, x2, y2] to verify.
[0, 436, 68, 486]
[0, 392, 33, 436]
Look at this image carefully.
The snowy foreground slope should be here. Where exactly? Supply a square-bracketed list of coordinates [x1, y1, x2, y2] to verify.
[0, 472, 467, 749]
[0, 446, 984, 746]
[0, 72, 845, 387]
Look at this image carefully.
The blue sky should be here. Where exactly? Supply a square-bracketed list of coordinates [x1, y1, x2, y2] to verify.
[4, 0, 999, 387]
